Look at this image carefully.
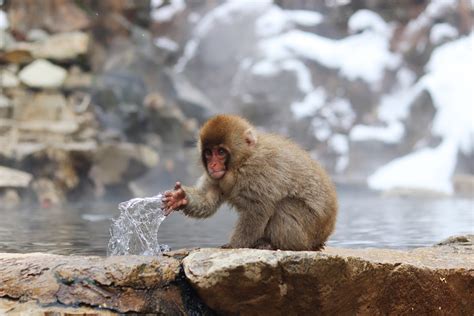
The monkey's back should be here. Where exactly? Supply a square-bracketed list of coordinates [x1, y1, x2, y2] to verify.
[238, 132, 338, 248]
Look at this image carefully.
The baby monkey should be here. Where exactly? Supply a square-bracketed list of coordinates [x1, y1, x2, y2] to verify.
[163, 115, 337, 250]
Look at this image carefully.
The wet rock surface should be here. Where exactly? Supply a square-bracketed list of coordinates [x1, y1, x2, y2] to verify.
[183, 236, 474, 315]
[0, 236, 472, 315]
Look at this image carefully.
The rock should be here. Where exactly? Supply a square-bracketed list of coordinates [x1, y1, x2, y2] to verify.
[26, 28, 50, 42]
[0, 189, 20, 209]
[89, 143, 159, 196]
[7, 0, 90, 34]
[453, 174, 474, 198]
[0, 253, 185, 314]
[183, 240, 474, 315]
[33, 32, 90, 61]
[18, 59, 67, 89]
[144, 92, 198, 146]
[0, 166, 32, 188]
[168, 72, 215, 123]
[14, 91, 71, 122]
[0, 300, 117, 316]
[0, 29, 15, 50]
[31, 177, 65, 207]
[0, 49, 34, 64]
[0, 95, 12, 118]
[63, 66, 93, 90]
[0, 69, 20, 88]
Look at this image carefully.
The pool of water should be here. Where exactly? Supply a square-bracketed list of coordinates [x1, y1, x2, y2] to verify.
[0, 187, 472, 255]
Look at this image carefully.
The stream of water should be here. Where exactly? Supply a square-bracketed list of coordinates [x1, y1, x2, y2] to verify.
[0, 187, 472, 255]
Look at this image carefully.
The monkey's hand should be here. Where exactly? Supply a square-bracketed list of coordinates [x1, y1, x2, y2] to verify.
[162, 182, 188, 215]
[220, 243, 233, 249]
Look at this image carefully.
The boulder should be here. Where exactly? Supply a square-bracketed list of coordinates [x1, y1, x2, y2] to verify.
[0, 166, 32, 188]
[14, 91, 71, 122]
[0, 253, 185, 314]
[0, 237, 472, 315]
[183, 238, 474, 315]
[167, 72, 215, 123]
[7, 0, 90, 34]
[18, 59, 67, 89]
[89, 143, 159, 196]
[33, 31, 90, 61]
[0, 69, 20, 88]
[0, 95, 12, 118]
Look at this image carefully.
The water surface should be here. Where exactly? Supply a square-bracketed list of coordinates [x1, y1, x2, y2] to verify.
[0, 187, 472, 255]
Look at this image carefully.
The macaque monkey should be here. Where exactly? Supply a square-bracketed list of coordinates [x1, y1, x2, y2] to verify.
[163, 115, 337, 250]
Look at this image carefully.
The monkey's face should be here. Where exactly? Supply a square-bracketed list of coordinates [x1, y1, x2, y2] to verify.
[203, 145, 229, 180]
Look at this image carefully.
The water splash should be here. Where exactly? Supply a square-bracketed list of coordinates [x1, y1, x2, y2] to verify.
[107, 194, 170, 256]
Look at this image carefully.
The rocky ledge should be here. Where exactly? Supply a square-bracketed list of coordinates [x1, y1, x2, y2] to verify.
[1, 236, 473, 315]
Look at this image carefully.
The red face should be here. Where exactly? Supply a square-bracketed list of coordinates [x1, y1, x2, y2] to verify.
[203, 146, 229, 180]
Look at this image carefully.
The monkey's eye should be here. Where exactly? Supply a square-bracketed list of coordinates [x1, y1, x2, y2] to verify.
[217, 148, 227, 157]
[203, 149, 212, 158]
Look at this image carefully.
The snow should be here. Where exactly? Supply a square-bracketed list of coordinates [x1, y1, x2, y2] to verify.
[311, 118, 332, 141]
[154, 37, 179, 51]
[0, 10, 7, 30]
[251, 60, 280, 77]
[321, 98, 355, 130]
[151, 0, 185, 23]
[291, 87, 326, 119]
[285, 10, 323, 27]
[329, 134, 350, 173]
[326, 0, 351, 7]
[368, 139, 458, 194]
[255, 7, 323, 38]
[280, 59, 314, 93]
[255, 6, 290, 38]
[176, 0, 272, 71]
[259, 26, 399, 85]
[430, 23, 458, 45]
[252, 58, 313, 93]
[350, 122, 404, 144]
[421, 34, 474, 154]
[151, 0, 164, 7]
[368, 34, 474, 194]
[401, 0, 457, 52]
[348, 9, 388, 34]
[329, 133, 349, 154]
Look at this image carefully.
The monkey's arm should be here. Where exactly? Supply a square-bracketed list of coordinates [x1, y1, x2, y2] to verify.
[180, 175, 223, 218]
[228, 203, 273, 248]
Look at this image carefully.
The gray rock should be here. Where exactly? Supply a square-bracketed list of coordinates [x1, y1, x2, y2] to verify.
[89, 143, 159, 196]
[167, 71, 215, 123]
[18, 59, 67, 88]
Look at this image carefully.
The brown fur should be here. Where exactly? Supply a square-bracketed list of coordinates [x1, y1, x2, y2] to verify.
[180, 114, 338, 251]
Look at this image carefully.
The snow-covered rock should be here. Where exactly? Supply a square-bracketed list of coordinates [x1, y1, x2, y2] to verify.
[368, 34, 474, 194]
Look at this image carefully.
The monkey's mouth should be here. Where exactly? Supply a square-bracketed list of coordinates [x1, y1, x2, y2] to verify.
[210, 170, 226, 179]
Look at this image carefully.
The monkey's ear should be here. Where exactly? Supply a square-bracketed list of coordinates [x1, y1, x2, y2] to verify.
[244, 128, 257, 147]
